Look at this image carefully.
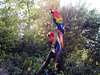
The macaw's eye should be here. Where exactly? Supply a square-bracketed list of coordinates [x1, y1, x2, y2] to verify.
[48, 35, 50, 37]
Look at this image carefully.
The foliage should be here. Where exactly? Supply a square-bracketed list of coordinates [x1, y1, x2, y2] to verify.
[0, 0, 100, 75]
[61, 4, 100, 75]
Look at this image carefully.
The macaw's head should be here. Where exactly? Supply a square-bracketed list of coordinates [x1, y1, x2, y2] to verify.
[50, 9, 54, 13]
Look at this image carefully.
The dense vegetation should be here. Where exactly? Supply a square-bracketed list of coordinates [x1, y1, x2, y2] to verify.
[0, 0, 100, 75]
